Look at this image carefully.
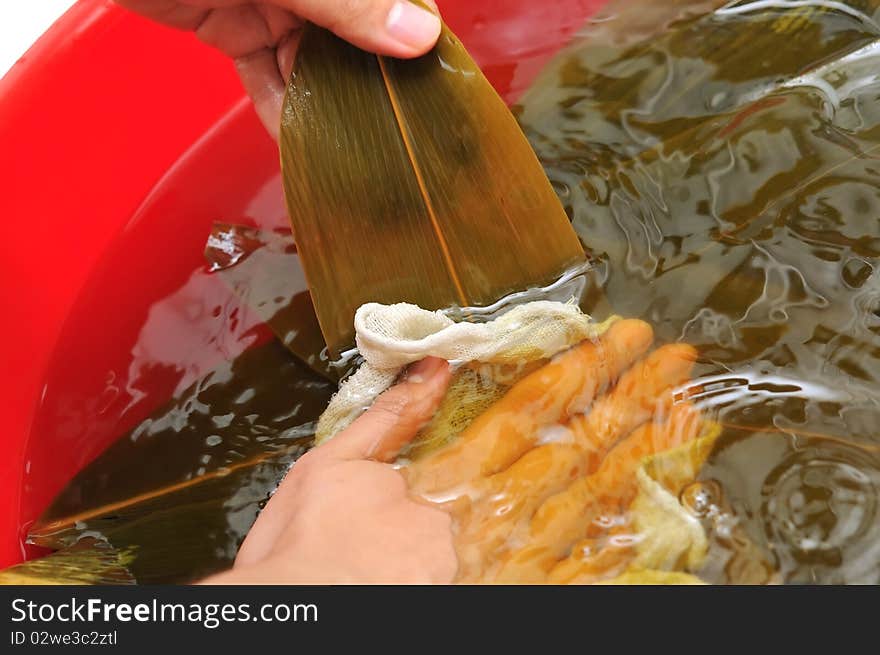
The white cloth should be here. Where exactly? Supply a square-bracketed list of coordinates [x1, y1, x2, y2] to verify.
[315, 300, 616, 443]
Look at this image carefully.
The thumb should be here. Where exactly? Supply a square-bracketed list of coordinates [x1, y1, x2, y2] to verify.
[275, 0, 442, 58]
[320, 357, 452, 462]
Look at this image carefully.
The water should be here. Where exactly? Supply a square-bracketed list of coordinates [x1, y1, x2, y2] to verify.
[517, 0, 880, 583]
[29, 339, 335, 583]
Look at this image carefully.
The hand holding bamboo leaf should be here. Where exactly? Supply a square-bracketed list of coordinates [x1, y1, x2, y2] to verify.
[114, 0, 442, 137]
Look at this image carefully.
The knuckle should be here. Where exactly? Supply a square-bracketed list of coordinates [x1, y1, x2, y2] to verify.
[370, 386, 416, 424]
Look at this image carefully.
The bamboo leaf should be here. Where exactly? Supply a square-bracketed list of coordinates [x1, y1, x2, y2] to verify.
[30, 449, 299, 584]
[28, 340, 334, 583]
[518, 0, 880, 166]
[0, 539, 135, 586]
[280, 11, 585, 355]
[512, 1, 880, 584]
[516, 0, 880, 356]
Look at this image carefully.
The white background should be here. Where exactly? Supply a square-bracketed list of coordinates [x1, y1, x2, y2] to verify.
[0, 1, 78, 78]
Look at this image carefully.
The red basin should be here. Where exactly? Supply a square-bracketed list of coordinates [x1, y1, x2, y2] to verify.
[0, 0, 605, 568]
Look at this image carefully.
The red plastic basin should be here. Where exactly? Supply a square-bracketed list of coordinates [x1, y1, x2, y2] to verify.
[0, 0, 605, 569]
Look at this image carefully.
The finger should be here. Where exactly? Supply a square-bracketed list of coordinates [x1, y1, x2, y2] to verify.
[236, 27, 301, 139]
[457, 378, 695, 581]
[451, 341, 691, 578]
[488, 319, 655, 425]
[236, 47, 293, 140]
[114, 1, 208, 29]
[275, 0, 442, 58]
[539, 403, 704, 551]
[546, 527, 635, 584]
[544, 402, 702, 584]
[320, 357, 452, 462]
[587, 401, 704, 509]
[492, 403, 704, 583]
[407, 319, 654, 495]
[453, 443, 588, 582]
[277, 29, 300, 81]
[189, 2, 302, 138]
[195, 3, 296, 56]
[568, 343, 698, 452]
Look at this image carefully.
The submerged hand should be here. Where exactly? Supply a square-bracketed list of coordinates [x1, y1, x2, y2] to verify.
[115, 0, 442, 138]
[205, 319, 702, 585]
[404, 319, 702, 584]
[201, 356, 457, 584]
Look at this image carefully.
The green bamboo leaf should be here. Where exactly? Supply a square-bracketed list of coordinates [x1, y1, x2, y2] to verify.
[516, 0, 880, 349]
[280, 10, 586, 355]
[512, 1, 880, 584]
[518, 0, 880, 166]
[28, 341, 335, 583]
[0, 539, 135, 586]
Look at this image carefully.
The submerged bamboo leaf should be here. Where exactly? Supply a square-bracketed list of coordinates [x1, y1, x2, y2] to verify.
[519, 0, 880, 166]
[0, 539, 135, 585]
[30, 449, 300, 584]
[280, 10, 586, 355]
[516, 0, 880, 357]
[29, 340, 335, 583]
[513, 0, 880, 583]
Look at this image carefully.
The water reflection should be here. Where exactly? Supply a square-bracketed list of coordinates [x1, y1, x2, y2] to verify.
[519, 0, 880, 582]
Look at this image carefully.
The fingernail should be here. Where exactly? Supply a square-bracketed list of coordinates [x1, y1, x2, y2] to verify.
[386, 1, 442, 51]
[405, 356, 448, 384]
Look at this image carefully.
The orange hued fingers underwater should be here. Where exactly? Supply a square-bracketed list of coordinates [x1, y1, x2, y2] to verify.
[405, 319, 654, 496]
[489, 403, 704, 583]
[399, 319, 707, 584]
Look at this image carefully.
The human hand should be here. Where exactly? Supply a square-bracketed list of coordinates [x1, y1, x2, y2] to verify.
[116, 0, 442, 138]
[203, 320, 701, 585]
[403, 319, 702, 584]
[201, 356, 457, 584]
